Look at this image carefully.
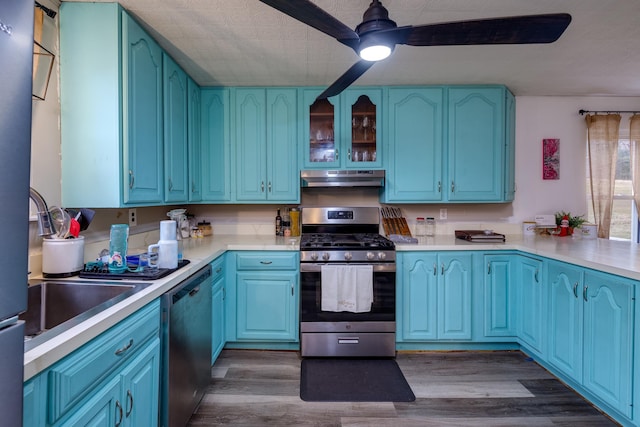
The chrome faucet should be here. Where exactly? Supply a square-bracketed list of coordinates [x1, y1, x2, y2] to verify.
[29, 187, 56, 238]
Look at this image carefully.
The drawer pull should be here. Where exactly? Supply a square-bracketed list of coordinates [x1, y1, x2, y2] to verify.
[260, 260, 273, 265]
[338, 338, 359, 344]
[126, 390, 134, 417]
[115, 339, 134, 356]
[215, 267, 222, 273]
[115, 400, 124, 426]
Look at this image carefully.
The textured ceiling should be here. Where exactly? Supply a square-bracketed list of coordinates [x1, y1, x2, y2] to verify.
[62, 0, 640, 96]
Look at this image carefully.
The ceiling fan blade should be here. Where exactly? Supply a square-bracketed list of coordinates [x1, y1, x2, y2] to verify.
[259, 0, 359, 49]
[400, 13, 571, 46]
[316, 60, 376, 100]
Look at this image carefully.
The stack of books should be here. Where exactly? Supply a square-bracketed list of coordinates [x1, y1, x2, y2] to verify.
[455, 230, 506, 243]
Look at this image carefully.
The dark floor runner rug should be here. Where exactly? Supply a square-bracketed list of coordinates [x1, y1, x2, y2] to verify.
[300, 358, 415, 402]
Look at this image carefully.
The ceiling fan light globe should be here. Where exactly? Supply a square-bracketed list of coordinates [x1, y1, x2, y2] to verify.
[359, 44, 392, 61]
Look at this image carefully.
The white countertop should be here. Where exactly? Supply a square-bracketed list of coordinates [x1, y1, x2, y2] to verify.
[23, 233, 640, 380]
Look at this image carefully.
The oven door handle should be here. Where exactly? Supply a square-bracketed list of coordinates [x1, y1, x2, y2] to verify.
[300, 263, 396, 273]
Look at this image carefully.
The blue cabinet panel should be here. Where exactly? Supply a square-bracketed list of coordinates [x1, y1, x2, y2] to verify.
[163, 54, 189, 202]
[447, 87, 504, 201]
[188, 78, 202, 202]
[384, 87, 444, 202]
[517, 255, 545, 357]
[201, 88, 232, 201]
[484, 254, 515, 337]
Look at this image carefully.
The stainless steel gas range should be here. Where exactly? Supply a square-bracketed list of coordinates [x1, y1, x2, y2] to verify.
[299, 207, 396, 357]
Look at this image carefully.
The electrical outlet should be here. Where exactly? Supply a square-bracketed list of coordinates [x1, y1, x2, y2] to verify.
[439, 208, 448, 220]
[128, 208, 137, 227]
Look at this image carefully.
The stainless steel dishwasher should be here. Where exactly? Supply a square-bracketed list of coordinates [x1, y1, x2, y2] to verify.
[161, 265, 212, 427]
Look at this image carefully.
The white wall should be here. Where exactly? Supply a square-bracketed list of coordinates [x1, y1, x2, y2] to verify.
[513, 96, 640, 222]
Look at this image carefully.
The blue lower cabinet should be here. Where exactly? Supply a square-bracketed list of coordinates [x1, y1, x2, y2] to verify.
[211, 256, 226, 363]
[226, 252, 299, 344]
[483, 254, 516, 337]
[516, 255, 546, 357]
[236, 271, 298, 341]
[547, 260, 584, 382]
[546, 260, 634, 421]
[400, 252, 472, 341]
[582, 270, 633, 418]
[23, 301, 161, 426]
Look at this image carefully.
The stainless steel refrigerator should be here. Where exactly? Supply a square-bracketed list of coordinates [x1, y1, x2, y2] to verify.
[0, 1, 33, 426]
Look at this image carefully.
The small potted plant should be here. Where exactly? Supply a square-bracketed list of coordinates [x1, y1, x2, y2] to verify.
[555, 211, 587, 236]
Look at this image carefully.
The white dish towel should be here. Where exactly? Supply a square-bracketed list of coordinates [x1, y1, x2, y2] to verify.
[321, 264, 373, 313]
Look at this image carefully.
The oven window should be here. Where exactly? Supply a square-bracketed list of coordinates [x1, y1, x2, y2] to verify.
[300, 270, 395, 322]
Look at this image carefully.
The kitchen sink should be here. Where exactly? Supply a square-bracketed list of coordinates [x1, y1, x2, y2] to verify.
[21, 279, 153, 351]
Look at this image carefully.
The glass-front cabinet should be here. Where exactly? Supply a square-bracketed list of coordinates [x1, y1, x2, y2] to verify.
[302, 87, 382, 169]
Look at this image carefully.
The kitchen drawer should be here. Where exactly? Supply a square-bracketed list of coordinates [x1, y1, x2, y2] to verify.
[235, 252, 299, 271]
[211, 255, 225, 282]
[47, 299, 160, 424]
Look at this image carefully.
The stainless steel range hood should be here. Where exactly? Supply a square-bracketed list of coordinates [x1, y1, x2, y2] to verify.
[301, 170, 385, 188]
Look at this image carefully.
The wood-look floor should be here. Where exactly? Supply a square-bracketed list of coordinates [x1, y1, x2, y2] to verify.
[187, 349, 619, 426]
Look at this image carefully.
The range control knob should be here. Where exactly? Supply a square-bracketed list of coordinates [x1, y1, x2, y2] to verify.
[344, 252, 352, 261]
[310, 252, 319, 261]
[377, 252, 387, 260]
[322, 252, 331, 261]
[366, 252, 375, 261]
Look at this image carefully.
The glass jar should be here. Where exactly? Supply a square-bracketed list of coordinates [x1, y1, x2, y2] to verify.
[426, 217, 436, 236]
[415, 217, 426, 237]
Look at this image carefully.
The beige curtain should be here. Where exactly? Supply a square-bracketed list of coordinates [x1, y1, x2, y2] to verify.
[586, 114, 621, 238]
[632, 115, 640, 217]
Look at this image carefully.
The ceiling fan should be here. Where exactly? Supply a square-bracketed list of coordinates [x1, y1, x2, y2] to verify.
[258, 0, 571, 100]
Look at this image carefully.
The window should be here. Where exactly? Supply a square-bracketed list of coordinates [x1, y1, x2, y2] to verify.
[587, 133, 638, 241]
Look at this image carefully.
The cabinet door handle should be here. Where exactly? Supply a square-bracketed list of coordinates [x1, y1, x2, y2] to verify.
[487, 262, 491, 275]
[433, 263, 437, 276]
[441, 263, 445, 276]
[291, 284, 294, 296]
[115, 400, 124, 427]
[260, 260, 273, 265]
[126, 390, 134, 417]
[437, 181, 441, 193]
[451, 181, 455, 192]
[348, 148, 351, 160]
[128, 170, 134, 189]
[573, 282, 579, 299]
[534, 269, 539, 283]
[583, 285, 589, 302]
[335, 148, 339, 160]
[168, 178, 173, 191]
[115, 339, 134, 356]
[261, 181, 265, 192]
[268, 181, 272, 192]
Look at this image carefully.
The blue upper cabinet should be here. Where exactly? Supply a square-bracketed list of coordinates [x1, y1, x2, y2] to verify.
[234, 88, 299, 202]
[201, 88, 232, 202]
[163, 54, 189, 203]
[447, 86, 507, 202]
[342, 88, 383, 168]
[382, 85, 514, 204]
[302, 87, 382, 169]
[188, 78, 202, 202]
[382, 87, 444, 202]
[60, 4, 164, 207]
